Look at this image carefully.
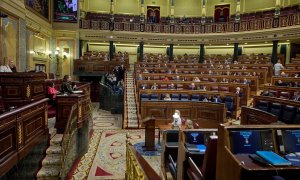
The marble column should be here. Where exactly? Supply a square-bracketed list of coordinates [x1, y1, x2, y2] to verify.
[109, 41, 114, 61]
[139, 41, 144, 62]
[169, 44, 174, 61]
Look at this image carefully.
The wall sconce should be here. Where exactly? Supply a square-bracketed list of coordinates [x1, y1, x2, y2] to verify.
[49, 47, 69, 77]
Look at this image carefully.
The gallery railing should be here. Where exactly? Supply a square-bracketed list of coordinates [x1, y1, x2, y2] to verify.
[80, 13, 300, 34]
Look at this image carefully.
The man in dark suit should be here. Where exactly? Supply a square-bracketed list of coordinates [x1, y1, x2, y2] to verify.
[61, 75, 74, 94]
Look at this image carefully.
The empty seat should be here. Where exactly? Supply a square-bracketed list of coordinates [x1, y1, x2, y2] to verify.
[219, 86, 229, 92]
[171, 94, 180, 101]
[176, 84, 184, 90]
[141, 94, 149, 101]
[150, 94, 159, 101]
[293, 108, 300, 124]
[269, 103, 282, 117]
[255, 100, 269, 112]
[160, 84, 167, 90]
[224, 96, 234, 117]
[191, 94, 200, 101]
[211, 86, 219, 91]
[281, 105, 296, 124]
[280, 92, 291, 99]
[269, 90, 279, 97]
[180, 94, 189, 101]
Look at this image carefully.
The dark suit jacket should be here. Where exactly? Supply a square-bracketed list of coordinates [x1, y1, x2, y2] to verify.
[61, 81, 73, 94]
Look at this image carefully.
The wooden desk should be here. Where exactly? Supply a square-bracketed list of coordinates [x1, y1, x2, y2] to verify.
[55, 93, 91, 133]
[157, 124, 186, 144]
[0, 98, 49, 177]
[0, 72, 46, 109]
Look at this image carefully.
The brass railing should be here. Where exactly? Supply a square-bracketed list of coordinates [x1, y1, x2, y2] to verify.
[125, 134, 162, 180]
[60, 104, 78, 179]
[59, 99, 93, 179]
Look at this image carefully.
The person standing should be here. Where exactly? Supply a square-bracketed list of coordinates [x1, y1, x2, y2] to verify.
[274, 60, 284, 76]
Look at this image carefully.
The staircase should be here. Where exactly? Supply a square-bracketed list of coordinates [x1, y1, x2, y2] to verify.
[123, 66, 139, 128]
[36, 117, 63, 180]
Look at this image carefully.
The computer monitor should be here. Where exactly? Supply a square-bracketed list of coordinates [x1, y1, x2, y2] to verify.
[230, 129, 274, 154]
[184, 131, 215, 145]
[282, 130, 300, 153]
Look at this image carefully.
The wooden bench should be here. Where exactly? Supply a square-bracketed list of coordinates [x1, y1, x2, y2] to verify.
[136, 81, 250, 106]
[135, 73, 260, 93]
[253, 95, 300, 124]
[262, 85, 299, 100]
[140, 100, 228, 126]
[135, 67, 268, 85]
[271, 77, 300, 86]
[73, 59, 129, 74]
[135, 62, 273, 81]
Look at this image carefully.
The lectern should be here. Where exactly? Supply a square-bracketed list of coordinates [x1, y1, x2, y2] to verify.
[142, 116, 156, 151]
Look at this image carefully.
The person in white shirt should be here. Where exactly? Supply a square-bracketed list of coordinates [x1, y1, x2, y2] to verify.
[0, 58, 12, 72]
[274, 60, 284, 76]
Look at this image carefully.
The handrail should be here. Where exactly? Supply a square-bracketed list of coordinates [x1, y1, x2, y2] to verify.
[59, 98, 93, 179]
[60, 104, 78, 179]
[125, 134, 162, 180]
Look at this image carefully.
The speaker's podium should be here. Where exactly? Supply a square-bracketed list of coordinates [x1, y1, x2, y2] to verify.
[142, 116, 156, 151]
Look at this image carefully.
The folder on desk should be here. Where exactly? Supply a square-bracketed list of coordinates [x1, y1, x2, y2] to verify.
[256, 151, 292, 166]
[185, 143, 206, 152]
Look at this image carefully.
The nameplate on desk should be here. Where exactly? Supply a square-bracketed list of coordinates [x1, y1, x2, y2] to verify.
[73, 90, 83, 94]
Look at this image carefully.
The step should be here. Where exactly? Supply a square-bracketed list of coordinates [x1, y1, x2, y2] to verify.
[42, 155, 62, 166]
[50, 134, 63, 146]
[36, 166, 60, 179]
[49, 128, 57, 139]
[46, 146, 62, 155]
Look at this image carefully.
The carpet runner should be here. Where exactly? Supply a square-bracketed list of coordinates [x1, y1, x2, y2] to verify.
[71, 129, 161, 180]
[123, 71, 139, 128]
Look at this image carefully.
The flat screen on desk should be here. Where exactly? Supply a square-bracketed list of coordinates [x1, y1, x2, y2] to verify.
[230, 130, 273, 154]
[283, 130, 300, 153]
[185, 132, 205, 144]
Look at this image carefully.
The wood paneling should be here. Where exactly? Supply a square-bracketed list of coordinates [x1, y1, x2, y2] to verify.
[0, 98, 48, 176]
[141, 101, 226, 128]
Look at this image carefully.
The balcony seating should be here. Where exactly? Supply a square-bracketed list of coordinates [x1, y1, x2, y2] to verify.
[160, 84, 167, 90]
[281, 105, 296, 124]
[256, 100, 269, 112]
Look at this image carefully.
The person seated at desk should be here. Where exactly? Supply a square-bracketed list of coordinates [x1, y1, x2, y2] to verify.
[0, 58, 12, 72]
[47, 82, 60, 105]
[61, 75, 75, 94]
[235, 87, 243, 97]
[292, 91, 300, 101]
[189, 83, 197, 90]
[168, 83, 176, 90]
[275, 80, 286, 86]
[164, 93, 172, 101]
[151, 83, 158, 90]
[8, 59, 17, 72]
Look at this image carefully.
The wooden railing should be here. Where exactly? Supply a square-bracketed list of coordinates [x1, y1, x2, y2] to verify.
[0, 98, 49, 176]
[80, 13, 300, 34]
[73, 59, 129, 74]
[125, 134, 162, 180]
